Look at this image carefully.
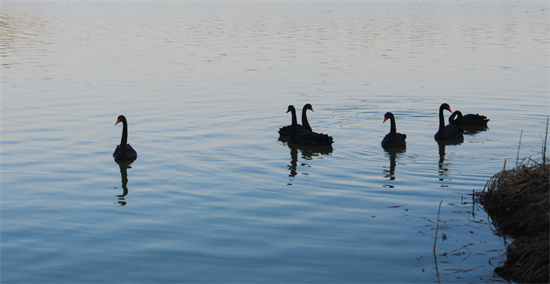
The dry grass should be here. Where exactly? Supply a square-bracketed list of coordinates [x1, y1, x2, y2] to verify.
[494, 235, 549, 283]
[481, 161, 549, 236]
[479, 161, 549, 283]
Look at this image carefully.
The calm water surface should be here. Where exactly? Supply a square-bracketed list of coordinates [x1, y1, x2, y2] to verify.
[2, 2, 548, 283]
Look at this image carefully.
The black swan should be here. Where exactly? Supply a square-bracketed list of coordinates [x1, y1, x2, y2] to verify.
[287, 104, 333, 146]
[113, 115, 137, 161]
[448, 110, 489, 127]
[381, 112, 406, 148]
[278, 105, 307, 137]
[434, 103, 463, 141]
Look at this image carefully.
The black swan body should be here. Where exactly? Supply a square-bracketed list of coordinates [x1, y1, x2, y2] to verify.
[381, 112, 406, 148]
[287, 104, 333, 146]
[448, 110, 489, 127]
[278, 105, 307, 137]
[434, 103, 464, 141]
[113, 115, 137, 161]
[289, 130, 334, 146]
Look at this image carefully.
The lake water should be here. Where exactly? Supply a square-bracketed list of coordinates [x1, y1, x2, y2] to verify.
[1, 1, 548, 283]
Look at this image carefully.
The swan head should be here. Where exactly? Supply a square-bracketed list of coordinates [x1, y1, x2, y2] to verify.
[115, 115, 127, 125]
[440, 103, 452, 113]
[383, 112, 394, 123]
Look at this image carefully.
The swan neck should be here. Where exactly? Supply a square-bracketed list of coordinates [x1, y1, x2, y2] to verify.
[455, 111, 463, 122]
[291, 108, 298, 126]
[389, 116, 397, 135]
[439, 106, 446, 130]
[449, 111, 462, 125]
[302, 107, 312, 131]
[120, 121, 128, 146]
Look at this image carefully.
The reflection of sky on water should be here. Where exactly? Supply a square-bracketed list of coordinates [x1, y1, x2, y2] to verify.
[1, 2, 547, 283]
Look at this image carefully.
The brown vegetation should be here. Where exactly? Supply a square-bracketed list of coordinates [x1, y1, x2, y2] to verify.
[479, 161, 549, 283]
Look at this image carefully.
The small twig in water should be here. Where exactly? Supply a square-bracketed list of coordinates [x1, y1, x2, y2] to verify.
[471, 189, 475, 218]
[433, 198, 443, 284]
[433, 198, 443, 252]
[542, 117, 548, 165]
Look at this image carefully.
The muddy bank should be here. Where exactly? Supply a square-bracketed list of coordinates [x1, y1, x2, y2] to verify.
[479, 161, 549, 283]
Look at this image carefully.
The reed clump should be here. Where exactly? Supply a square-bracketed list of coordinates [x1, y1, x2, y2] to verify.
[479, 160, 549, 283]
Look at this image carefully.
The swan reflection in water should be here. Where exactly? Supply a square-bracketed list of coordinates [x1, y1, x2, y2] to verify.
[288, 147, 298, 177]
[437, 139, 463, 186]
[383, 147, 406, 182]
[459, 124, 489, 136]
[285, 143, 333, 182]
[114, 159, 135, 206]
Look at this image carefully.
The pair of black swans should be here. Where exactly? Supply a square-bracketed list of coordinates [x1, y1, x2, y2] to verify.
[278, 103, 334, 146]
[112, 103, 489, 160]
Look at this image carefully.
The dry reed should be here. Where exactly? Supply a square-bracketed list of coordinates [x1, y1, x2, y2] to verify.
[479, 161, 549, 283]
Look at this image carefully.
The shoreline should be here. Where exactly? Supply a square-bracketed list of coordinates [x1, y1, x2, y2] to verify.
[478, 160, 549, 283]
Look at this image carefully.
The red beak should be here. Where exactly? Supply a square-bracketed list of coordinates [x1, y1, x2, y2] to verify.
[446, 107, 452, 113]
[383, 117, 388, 123]
[115, 119, 121, 125]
